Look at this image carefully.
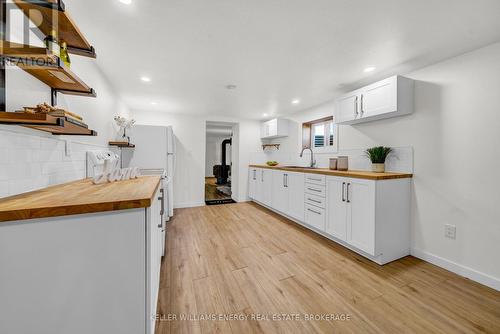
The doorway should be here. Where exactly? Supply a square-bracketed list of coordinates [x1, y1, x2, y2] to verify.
[205, 122, 236, 205]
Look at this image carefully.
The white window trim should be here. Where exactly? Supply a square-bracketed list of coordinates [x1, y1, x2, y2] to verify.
[311, 121, 338, 154]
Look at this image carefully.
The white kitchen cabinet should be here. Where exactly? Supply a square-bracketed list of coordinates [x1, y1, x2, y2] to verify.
[305, 204, 326, 231]
[255, 168, 272, 206]
[249, 167, 411, 265]
[335, 91, 361, 124]
[334, 76, 414, 125]
[346, 179, 376, 255]
[260, 118, 289, 139]
[0, 187, 164, 334]
[326, 175, 410, 264]
[287, 172, 305, 221]
[270, 170, 305, 221]
[272, 170, 288, 213]
[248, 167, 259, 199]
[325, 176, 347, 240]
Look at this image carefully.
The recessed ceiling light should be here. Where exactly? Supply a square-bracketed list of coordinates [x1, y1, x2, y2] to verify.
[226, 84, 237, 90]
[262, 113, 268, 117]
[292, 99, 301, 105]
[364, 66, 376, 73]
[120, 0, 132, 4]
[141, 76, 151, 82]
[151, 102, 158, 105]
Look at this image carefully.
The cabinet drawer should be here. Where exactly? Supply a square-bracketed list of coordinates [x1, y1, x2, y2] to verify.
[304, 193, 325, 209]
[305, 204, 326, 231]
[305, 174, 326, 185]
[305, 183, 326, 197]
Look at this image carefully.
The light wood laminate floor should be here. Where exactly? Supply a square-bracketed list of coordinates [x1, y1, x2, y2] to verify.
[156, 202, 500, 334]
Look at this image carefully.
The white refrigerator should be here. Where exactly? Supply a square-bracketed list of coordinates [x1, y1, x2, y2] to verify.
[125, 125, 175, 219]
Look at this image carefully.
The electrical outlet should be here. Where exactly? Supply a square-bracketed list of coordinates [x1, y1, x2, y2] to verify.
[445, 224, 456, 240]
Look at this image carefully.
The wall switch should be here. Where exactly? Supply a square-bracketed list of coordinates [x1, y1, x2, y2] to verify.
[445, 224, 456, 239]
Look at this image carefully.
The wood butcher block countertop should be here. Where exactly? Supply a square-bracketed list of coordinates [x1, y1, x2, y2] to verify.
[249, 165, 413, 180]
[0, 176, 161, 223]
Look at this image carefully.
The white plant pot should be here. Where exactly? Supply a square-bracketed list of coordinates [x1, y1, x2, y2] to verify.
[372, 163, 385, 173]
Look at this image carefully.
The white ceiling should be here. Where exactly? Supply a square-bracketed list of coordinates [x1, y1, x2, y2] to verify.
[66, 0, 500, 120]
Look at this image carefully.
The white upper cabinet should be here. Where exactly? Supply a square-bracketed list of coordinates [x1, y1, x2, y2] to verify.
[335, 90, 361, 124]
[260, 118, 289, 139]
[334, 76, 414, 125]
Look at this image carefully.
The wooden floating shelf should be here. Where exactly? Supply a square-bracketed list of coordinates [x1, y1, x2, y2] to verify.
[0, 111, 60, 126]
[1, 41, 96, 97]
[13, 0, 96, 58]
[109, 141, 135, 148]
[0, 112, 97, 136]
[0, 41, 57, 63]
[262, 144, 280, 150]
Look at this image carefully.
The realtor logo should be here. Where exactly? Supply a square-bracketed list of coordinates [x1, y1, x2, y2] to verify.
[1, 0, 61, 67]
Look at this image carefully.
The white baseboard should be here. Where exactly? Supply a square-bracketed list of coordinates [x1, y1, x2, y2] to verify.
[411, 248, 500, 291]
[173, 202, 206, 209]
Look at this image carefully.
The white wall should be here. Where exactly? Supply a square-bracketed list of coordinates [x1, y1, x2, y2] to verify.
[0, 7, 128, 198]
[130, 111, 261, 208]
[271, 42, 500, 289]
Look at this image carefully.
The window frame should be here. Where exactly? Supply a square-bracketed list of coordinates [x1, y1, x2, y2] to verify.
[302, 116, 338, 154]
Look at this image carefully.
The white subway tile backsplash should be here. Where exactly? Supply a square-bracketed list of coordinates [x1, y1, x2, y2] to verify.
[0, 128, 107, 198]
[33, 150, 63, 162]
[8, 148, 33, 163]
[0, 181, 8, 197]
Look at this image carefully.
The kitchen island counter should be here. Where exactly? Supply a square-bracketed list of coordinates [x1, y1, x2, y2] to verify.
[0, 176, 161, 222]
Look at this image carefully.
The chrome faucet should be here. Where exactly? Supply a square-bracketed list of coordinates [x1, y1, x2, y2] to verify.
[300, 147, 316, 168]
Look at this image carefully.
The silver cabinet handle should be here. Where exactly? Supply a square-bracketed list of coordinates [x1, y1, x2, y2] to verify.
[253, 170, 256, 180]
[346, 183, 351, 203]
[283, 174, 286, 187]
[307, 198, 321, 204]
[360, 94, 364, 115]
[354, 96, 359, 117]
[308, 177, 322, 181]
[342, 182, 346, 202]
[285, 174, 288, 188]
[158, 188, 165, 227]
[261, 171, 264, 182]
[307, 187, 322, 193]
[307, 208, 322, 215]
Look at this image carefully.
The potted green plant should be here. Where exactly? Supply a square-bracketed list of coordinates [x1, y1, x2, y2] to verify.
[365, 146, 392, 173]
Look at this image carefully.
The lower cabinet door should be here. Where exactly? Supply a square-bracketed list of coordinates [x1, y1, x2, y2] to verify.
[305, 204, 326, 231]
[272, 170, 288, 213]
[248, 168, 258, 199]
[347, 178, 376, 255]
[326, 176, 347, 241]
[287, 172, 305, 221]
[261, 169, 273, 206]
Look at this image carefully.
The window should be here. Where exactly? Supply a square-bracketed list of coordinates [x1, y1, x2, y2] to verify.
[302, 116, 338, 152]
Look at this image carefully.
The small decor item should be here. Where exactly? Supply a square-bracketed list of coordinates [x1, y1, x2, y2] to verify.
[60, 41, 71, 68]
[114, 116, 136, 144]
[266, 161, 279, 166]
[329, 158, 338, 170]
[44, 29, 60, 58]
[365, 146, 393, 173]
[337, 156, 349, 171]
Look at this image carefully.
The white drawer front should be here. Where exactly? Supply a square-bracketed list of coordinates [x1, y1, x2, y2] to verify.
[305, 174, 326, 185]
[305, 204, 326, 231]
[304, 193, 326, 209]
[305, 183, 326, 197]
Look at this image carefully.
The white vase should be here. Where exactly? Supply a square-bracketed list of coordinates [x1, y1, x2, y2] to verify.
[372, 163, 385, 173]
